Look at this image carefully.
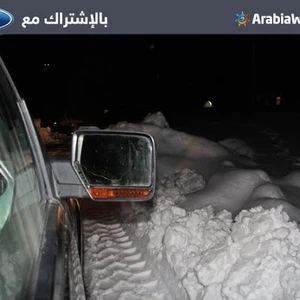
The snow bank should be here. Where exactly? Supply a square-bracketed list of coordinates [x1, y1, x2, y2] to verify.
[34, 118, 70, 145]
[122, 170, 300, 300]
[219, 138, 256, 160]
[180, 169, 271, 216]
[109, 113, 257, 181]
[116, 112, 300, 299]
[143, 111, 170, 128]
[220, 206, 300, 300]
[111, 120, 229, 159]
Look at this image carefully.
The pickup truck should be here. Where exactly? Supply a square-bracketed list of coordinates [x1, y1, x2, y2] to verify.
[0, 56, 156, 300]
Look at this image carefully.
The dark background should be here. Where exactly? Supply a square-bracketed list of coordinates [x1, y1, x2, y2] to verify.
[0, 35, 299, 128]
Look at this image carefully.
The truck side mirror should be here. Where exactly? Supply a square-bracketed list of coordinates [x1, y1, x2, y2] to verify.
[71, 127, 156, 201]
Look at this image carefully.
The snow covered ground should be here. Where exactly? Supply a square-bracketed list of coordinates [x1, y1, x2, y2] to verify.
[34, 118, 70, 145]
[76, 112, 300, 300]
[34, 118, 72, 157]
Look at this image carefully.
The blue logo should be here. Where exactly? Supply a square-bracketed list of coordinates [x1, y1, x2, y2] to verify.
[0, 9, 14, 30]
[235, 11, 250, 26]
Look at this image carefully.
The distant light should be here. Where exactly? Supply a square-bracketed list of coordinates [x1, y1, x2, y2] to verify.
[276, 96, 281, 105]
[204, 101, 213, 108]
[44, 63, 50, 71]
[150, 45, 154, 49]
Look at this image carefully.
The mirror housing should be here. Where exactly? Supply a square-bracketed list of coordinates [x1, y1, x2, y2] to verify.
[71, 127, 156, 201]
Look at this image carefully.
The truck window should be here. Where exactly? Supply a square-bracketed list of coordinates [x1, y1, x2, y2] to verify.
[0, 63, 47, 299]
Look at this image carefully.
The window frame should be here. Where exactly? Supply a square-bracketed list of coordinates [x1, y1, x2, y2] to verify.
[0, 57, 69, 299]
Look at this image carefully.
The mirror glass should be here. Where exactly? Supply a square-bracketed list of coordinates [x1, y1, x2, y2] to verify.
[79, 133, 153, 187]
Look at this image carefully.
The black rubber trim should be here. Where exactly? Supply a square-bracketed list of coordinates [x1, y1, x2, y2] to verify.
[74, 199, 83, 261]
[32, 203, 61, 300]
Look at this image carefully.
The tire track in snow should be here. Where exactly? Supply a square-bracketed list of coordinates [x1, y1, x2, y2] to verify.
[82, 204, 167, 300]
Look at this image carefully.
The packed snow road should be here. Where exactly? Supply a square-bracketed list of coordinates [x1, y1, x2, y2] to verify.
[80, 202, 187, 300]
[83, 204, 163, 300]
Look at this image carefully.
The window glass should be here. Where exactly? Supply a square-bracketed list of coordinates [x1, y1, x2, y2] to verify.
[0, 64, 46, 299]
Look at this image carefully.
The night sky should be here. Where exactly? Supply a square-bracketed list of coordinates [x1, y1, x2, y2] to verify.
[0, 35, 300, 126]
